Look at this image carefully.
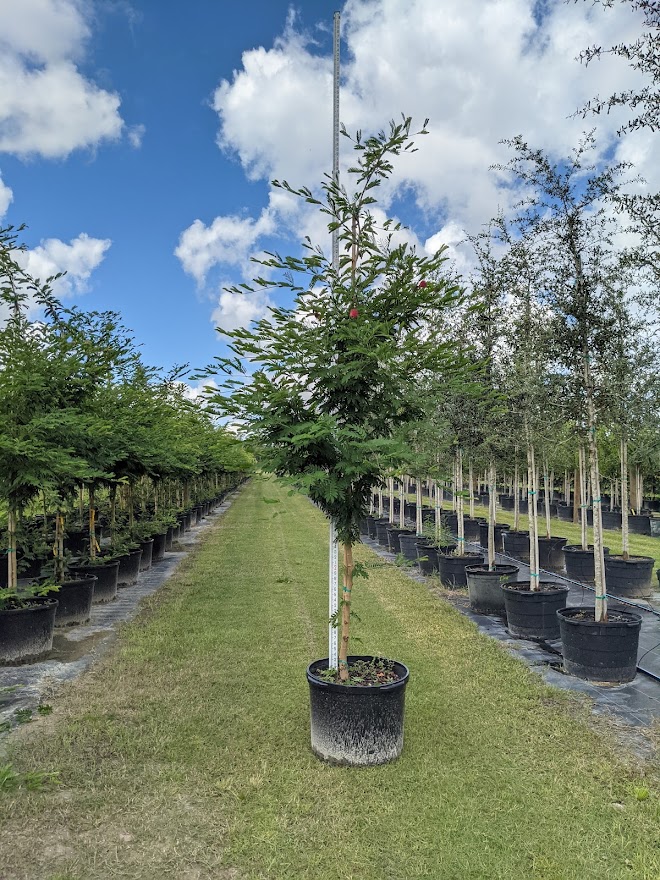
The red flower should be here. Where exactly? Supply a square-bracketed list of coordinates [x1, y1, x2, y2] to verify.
[349, 308, 359, 319]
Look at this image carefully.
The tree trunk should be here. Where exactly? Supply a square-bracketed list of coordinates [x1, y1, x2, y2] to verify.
[388, 477, 395, 524]
[583, 359, 607, 622]
[416, 480, 423, 535]
[527, 445, 540, 591]
[399, 477, 406, 529]
[54, 509, 65, 584]
[7, 505, 18, 591]
[621, 436, 630, 560]
[455, 448, 465, 555]
[488, 461, 496, 570]
[513, 456, 520, 532]
[88, 486, 97, 559]
[543, 459, 552, 539]
[338, 542, 354, 682]
[578, 446, 588, 551]
[468, 460, 475, 520]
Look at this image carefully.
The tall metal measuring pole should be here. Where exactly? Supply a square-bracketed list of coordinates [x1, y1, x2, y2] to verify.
[328, 10, 341, 669]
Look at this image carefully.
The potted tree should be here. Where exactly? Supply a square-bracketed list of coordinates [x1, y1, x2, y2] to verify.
[199, 117, 465, 764]
[496, 134, 641, 678]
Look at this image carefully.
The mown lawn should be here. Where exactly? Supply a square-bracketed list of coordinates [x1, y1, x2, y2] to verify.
[1, 479, 659, 880]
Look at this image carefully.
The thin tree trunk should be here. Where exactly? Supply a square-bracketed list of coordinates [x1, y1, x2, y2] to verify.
[469, 460, 475, 520]
[527, 445, 539, 591]
[388, 477, 395, 525]
[416, 480, 423, 535]
[488, 461, 496, 570]
[455, 448, 465, 555]
[621, 436, 630, 560]
[399, 477, 406, 529]
[7, 505, 18, 590]
[579, 446, 588, 550]
[378, 487, 383, 518]
[513, 457, 520, 532]
[89, 486, 97, 559]
[338, 542, 354, 682]
[55, 509, 65, 584]
[543, 459, 552, 539]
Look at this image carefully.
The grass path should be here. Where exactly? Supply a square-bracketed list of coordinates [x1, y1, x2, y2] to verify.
[1, 479, 660, 879]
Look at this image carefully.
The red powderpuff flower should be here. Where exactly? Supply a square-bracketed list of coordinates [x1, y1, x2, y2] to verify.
[349, 308, 359, 319]
[418, 279, 427, 288]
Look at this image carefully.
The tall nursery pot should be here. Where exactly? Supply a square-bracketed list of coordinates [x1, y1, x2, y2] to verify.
[563, 545, 610, 585]
[415, 541, 438, 575]
[139, 538, 154, 571]
[117, 549, 143, 587]
[52, 576, 96, 626]
[386, 527, 409, 554]
[68, 560, 119, 604]
[463, 517, 483, 543]
[537, 536, 568, 573]
[306, 656, 409, 766]
[603, 555, 655, 599]
[465, 564, 519, 614]
[557, 607, 642, 683]
[398, 533, 421, 563]
[0, 597, 58, 664]
[437, 552, 484, 588]
[478, 522, 510, 552]
[502, 530, 529, 563]
[501, 581, 569, 641]
[151, 531, 168, 564]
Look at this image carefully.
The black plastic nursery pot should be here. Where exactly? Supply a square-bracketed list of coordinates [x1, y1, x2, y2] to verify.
[628, 514, 652, 536]
[64, 529, 90, 555]
[69, 560, 119, 603]
[537, 536, 568, 573]
[365, 515, 378, 539]
[165, 525, 175, 551]
[139, 538, 154, 571]
[117, 549, 143, 587]
[502, 529, 530, 562]
[306, 656, 409, 766]
[478, 522, 511, 551]
[601, 510, 623, 530]
[375, 521, 391, 547]
[437, 551, 484, 588]
[398, 533, 421, 563]
[52, 576, 96, 626]
[555, 504, 574, 522]
[604, 555, 655, 599]
[501, 581, 569, 641]
[416, 541, 438, 575]
[563, 545, 610, 585]
[0, 597, 58, 664]
[499, 495, 515, 510]
[463, 517, 483, 543]
[442, 512, 459, 534]
[151, 531, 168, 564]
[557, 607, 642, 683]
[386, 527, 409, 554]
[465, 564, 520, 614]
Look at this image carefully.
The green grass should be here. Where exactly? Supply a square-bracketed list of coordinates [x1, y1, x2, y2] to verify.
[1, 479, 660, 879]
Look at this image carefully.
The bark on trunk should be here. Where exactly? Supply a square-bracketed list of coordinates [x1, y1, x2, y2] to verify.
[621, 436, 630, 560]
[338, 542, 354, 682]
[488, 462, 496, 570]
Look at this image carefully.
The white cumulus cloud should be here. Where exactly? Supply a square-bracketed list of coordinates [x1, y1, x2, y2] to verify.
[211, 289, 273, 333]
[0, 173, 13, 220]
[18, 232, 112, 297]
[0, 0, 129, 158]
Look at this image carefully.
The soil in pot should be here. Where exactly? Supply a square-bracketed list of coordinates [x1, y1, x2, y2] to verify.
[307, 656, 409, 766]
[604, 555, 655, 599]
[466, 564, 520, 614]
[502, 530, 530, 562]
[501, 581, 569, 641]
[0, 597, 58, 664]
[51, 576, 96, 626]
[557, 607, 642, 683]
[437, 552, 484, 588]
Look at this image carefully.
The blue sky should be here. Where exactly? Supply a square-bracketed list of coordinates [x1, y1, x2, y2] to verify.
[0, 0, 653, 389]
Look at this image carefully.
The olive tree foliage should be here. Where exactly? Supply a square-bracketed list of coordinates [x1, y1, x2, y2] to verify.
[574, 0, 659, 135]
[493, 132, 638, 619]
[198, 117, 466, 677]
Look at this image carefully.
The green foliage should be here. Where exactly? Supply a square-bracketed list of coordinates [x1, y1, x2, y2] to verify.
[199, 117, 467, 545]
